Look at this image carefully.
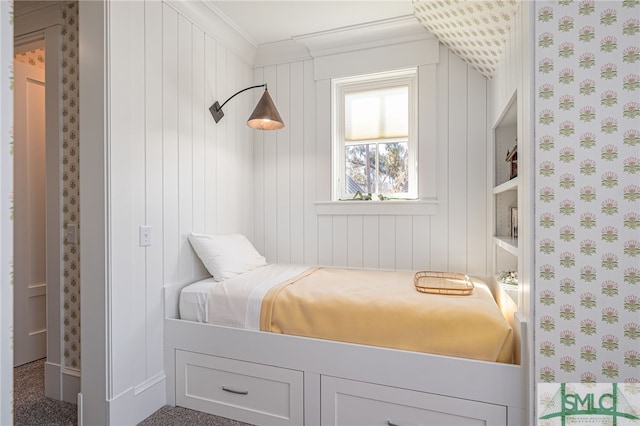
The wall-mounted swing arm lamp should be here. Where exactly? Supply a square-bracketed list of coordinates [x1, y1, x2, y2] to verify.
[209, 83, 285, 130]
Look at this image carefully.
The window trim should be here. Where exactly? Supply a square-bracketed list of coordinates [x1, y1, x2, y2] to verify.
[331, 68, 418, 201]
[315, 199, 438, 216]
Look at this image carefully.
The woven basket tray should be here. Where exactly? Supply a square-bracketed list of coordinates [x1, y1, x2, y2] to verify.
[414, 271, 474, 295]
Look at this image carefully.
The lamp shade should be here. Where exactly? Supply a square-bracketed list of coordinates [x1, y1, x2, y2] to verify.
[247, 89, 285, 130]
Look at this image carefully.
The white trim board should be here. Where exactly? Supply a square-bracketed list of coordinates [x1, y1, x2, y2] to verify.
[315, 200, 438, 216]
[253, 15, 435, 68]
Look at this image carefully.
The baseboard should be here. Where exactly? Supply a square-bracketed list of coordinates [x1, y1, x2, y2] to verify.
[44, 362, 80, 404]
[62, 367, 81, 404]
[107, 372, 166, 425]
[164, 346, 176, 406]
[44, 361, 62, 400]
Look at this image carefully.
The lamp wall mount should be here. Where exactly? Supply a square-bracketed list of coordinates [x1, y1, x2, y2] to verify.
[209, 101, 225, 123]
[209, 83, 284, 130]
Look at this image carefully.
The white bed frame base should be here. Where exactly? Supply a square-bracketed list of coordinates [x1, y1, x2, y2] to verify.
[164, 282, 528, 425]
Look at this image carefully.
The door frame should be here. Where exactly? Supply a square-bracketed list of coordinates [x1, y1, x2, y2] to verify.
[13, 53, 47, 368]
[14, 1, 72, 402]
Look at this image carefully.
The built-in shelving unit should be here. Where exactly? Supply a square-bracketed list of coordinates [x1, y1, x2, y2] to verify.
[492, 93, 519, 306]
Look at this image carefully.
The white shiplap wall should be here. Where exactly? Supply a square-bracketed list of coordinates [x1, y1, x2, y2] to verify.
[253, 44, 490, 277]
[488, 2, 533, 423]
[83, 1, 255, 423]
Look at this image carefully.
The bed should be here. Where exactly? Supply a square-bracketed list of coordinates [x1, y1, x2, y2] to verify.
[164, 234, 528, 425]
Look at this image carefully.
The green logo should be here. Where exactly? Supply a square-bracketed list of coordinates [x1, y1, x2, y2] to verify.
[539, 383, 640, 426]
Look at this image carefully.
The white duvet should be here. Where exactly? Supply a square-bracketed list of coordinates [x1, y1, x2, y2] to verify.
[179, 264, 309, 329]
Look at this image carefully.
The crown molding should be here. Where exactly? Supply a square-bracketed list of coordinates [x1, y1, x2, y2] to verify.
[13, 0, 59, 17]
[200, 0, 258, 48]
[294, 15, 434, 58]
[167, 0, 257, 66]
[253, 14, 434, 67]
[14, 0, 62, 39]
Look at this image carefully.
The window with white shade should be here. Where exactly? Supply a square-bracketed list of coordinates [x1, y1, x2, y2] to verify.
[332, 68, 417, 200]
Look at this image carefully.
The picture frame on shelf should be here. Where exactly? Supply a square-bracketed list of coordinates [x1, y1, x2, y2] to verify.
[511, 207, 518, 238]
[505, 143, 517, 179]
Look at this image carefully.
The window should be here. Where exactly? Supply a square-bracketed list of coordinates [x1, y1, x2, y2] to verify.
[332, 68, 417, 200]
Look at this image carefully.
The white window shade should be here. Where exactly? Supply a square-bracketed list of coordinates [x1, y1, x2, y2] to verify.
[345, 86, 408, 141]
[332, 68, 418, 201]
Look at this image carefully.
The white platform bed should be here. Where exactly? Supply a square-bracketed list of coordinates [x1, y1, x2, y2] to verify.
[163, 266, 528, 425]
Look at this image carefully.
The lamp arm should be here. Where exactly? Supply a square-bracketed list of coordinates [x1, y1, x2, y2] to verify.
[216, 84, 267, 111]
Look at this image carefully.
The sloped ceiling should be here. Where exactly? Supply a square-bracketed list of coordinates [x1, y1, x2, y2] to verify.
[413, 0, 520, 78]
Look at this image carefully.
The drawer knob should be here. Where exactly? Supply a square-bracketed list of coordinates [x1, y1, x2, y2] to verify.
[222, 386, 249, 395]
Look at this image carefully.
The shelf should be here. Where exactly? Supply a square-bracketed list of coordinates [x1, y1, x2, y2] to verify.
[493, 177, 519, 194]
[492, 91, 520, 311]
[501, 285, 519, 306]
[494, 236, 518, 256]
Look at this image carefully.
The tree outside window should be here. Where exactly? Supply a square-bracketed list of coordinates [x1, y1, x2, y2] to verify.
[333, 69, 417, 200]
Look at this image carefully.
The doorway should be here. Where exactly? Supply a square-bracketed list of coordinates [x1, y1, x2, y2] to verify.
[13, 46, 47, 367]
[13, 0, 72, 403]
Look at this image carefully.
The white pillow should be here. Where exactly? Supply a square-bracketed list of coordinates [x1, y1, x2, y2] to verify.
[188, 233, 267, 281]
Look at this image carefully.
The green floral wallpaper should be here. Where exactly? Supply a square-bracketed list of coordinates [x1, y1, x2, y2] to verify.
[535, 0, 639, 385]
[61, 1, 80, 371]
[412, 0, 520, 78]
[14, 49, 45, 69]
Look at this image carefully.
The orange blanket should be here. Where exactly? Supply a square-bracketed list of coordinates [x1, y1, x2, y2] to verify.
[260, 268, 513, 363]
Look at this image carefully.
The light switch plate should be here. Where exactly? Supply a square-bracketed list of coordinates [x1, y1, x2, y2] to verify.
[139, 226, 151, 247]
[67, 224, 77, 245]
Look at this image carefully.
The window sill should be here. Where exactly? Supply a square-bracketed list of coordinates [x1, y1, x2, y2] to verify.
[315, 199, 438, 216]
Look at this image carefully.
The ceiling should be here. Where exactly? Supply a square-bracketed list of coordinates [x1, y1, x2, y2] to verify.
[209, 0, 519, 78]
[413, 0, 520, 78]
[209, 1, 416, 46]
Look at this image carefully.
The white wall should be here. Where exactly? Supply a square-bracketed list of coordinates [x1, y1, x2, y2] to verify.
[253, 43, 491, 277]
[0, 1, 14, 423]
[80, 1, 256, 423]
[489, 1, 534, 422]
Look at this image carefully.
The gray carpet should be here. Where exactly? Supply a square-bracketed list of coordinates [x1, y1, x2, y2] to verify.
[139, 406, 251, 426]
[14, 359, 251, 425]
[14, 359, 77, 426]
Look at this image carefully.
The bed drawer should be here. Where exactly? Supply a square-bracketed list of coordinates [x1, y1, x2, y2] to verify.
[321, 376, 506, 426]
[176, 350, 303, 425]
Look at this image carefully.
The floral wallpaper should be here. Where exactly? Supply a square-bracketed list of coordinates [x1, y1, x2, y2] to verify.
[61, 1, 80, 371]
[412, 0, 520, 78]
[0, 0, 13, 422]
[14, 48, 45, 69]
[535, 0, 640, 385]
